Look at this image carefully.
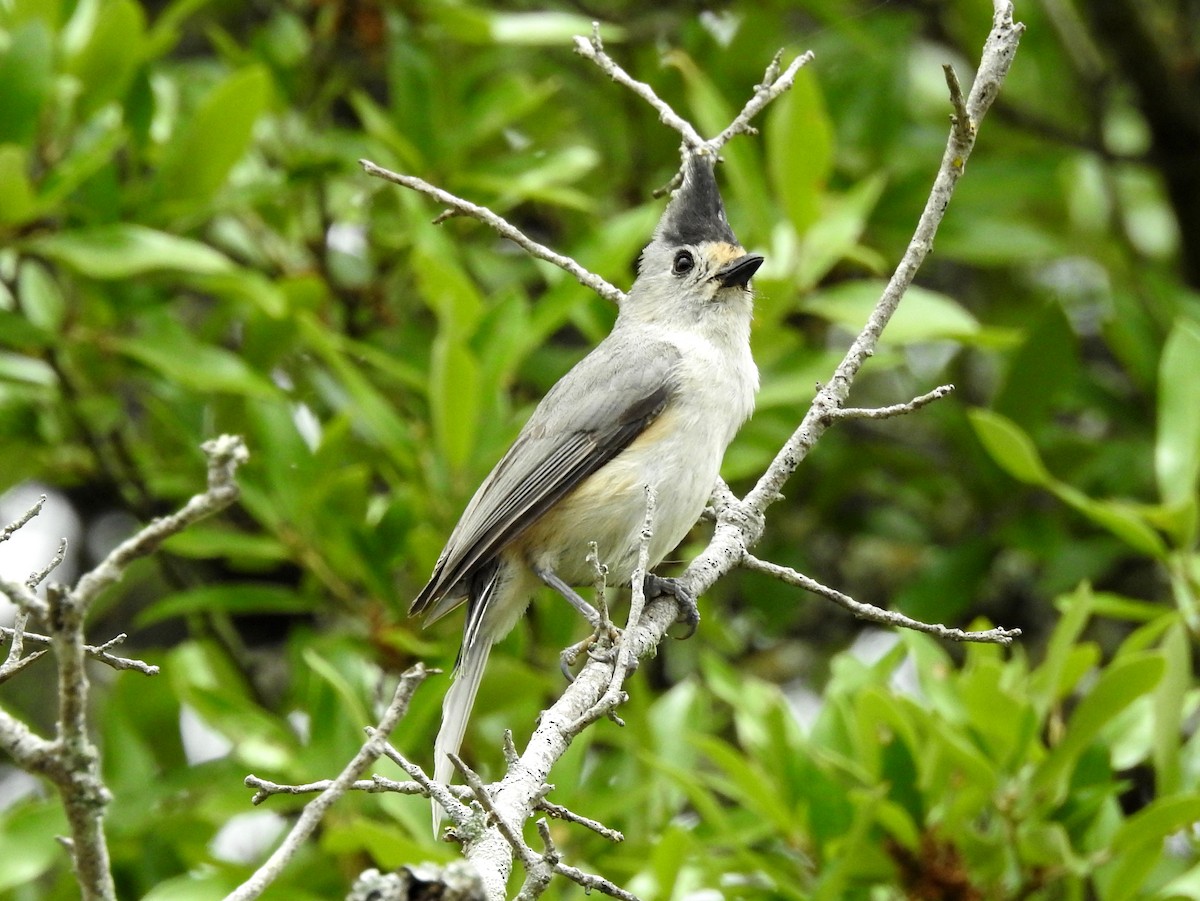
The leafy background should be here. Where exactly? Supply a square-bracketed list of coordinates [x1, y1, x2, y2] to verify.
[0, 0, 1198, 898]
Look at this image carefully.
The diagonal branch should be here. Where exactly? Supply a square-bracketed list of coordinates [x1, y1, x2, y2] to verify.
[225, 664, 430, 901]
[708, 49, 816, 152]
[359, 160, 626, 306]
[573, 24, 706, 149]
[677, 3, 1025, 637]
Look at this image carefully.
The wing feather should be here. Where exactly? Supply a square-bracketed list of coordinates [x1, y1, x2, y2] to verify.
[412, 338, 680, 621]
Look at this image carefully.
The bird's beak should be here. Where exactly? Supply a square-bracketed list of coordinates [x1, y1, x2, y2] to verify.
[715, 253, 764, 288]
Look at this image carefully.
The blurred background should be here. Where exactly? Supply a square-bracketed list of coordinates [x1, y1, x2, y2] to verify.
[0, 0, 1197, 898]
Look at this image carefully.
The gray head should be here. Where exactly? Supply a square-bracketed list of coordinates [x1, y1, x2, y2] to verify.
[627, 154, 763, 326]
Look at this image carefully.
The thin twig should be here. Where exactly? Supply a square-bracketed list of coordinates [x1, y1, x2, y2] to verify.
[27, 538, 67, 589]
[536, 800, 624, 843]
[0, 627, 158, 676]
[225, 664, 429, 901]
[451, 753, 546, 880]
[573, 25, 706, 150]
[570, 487, 657, 732]
[830, 385, 955, 421]
[72, 435, 247, 612]
[741, 554, 1021, 645]
[1, 494, 46, 542]
[553, 859, 641, 901]
[359, 160, 625, 306]
[709, 50, 816, 152]
[245, 773, 474, 805]
[0, 576, 47, 619]
[740, 5, 1022, 517]
[378, 739, 473, 830]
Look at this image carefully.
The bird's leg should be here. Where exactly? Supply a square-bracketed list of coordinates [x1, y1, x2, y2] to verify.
[644, 574, 700, 639]
[536, 566, 622, 679]
[535, 566, 600, 627]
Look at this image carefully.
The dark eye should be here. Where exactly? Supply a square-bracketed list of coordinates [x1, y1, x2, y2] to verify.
[672, 250, 695, 275]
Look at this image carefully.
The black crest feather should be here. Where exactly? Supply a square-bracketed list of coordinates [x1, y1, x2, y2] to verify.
[657, 155, 738, 247]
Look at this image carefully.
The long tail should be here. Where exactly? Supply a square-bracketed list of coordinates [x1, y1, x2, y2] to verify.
[432, 633, 492, 836]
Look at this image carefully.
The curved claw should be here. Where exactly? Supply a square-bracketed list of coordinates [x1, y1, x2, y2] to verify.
[643, 574, 700, 639]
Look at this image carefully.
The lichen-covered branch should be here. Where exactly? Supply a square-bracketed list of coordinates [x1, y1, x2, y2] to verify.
[0, 435, 249, 901]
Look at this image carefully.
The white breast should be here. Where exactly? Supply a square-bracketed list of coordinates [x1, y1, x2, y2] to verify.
[527, 322, 757, 586]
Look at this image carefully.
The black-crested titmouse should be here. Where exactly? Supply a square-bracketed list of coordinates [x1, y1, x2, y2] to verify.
[411, 153, 762, 832]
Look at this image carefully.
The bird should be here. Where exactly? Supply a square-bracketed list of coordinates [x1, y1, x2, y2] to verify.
[411, 151, 762, 833]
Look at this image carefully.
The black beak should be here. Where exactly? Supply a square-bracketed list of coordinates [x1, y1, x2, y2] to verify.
[715, 253, 764, 288]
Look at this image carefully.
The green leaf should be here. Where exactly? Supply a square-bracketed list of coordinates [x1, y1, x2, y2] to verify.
[137, 584, 313, 627]
[26, 224, 234, 278]
[1153, 623, 1190, 795]
[429, 332, 481, 471]
[1052, 485, 1169, 559]
[0, 144, 37, 224]
[994, 301, 1079, 429]
[766, 65, 833, 235]
[802, 278, 979, 343]
[0, 801, 66, 891]
[1156, 318, 1200, 508]
[1032, 651, 1165, 804]
[154, 65, 271, 211]
[967, 408, 1053, 486]
[14, 262, 62, 339]
[112, 321, 277, 397]
[1160, 862, 1200, 900]
[795, 175, 886, 290]
[0, 20, 54, 145]
[63, 0, 146, 116]
[302, 647, 371, 728]
[1104, 794, 1200, 901]
[1031, 583, 1095, 712]
[162, 527, 289, 564]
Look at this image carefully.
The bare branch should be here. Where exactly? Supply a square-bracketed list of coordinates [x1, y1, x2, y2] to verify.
[830, 384, 955, 421]
[0, 704, 58, 773]
[536, 800, 624, 843]
[674, 4, 1026, 639]
[0, 438, 248, 901]
[28, 538, 68, 589]
[740, 4, 1023, 518]
[553, 858, 641, 901]
[451, 753, 548, 891]
[1, 494, 45, 542]
[0, 626, 158, 677]
[72, 435, 247, 613]
[741, 554, 1020, 645]
[573, 24, 706, 150]
[708, 49, 816, 153]
[377, 738, 473, 830]
[245, 773, 472, 805]
[0, 576, 47, 619]
[225, 664, 429, 901]
[359, 160, 626, 306]
[2, 612, 32, 678]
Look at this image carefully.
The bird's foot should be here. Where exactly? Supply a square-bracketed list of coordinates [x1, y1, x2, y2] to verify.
[559, 621, 622, 681]
[643, 574, 700, 639]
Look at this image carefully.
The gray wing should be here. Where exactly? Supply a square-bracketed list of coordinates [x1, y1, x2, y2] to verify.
[411, 338, 681, 622]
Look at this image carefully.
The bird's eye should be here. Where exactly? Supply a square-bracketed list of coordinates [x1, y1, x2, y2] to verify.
[672, 250, 695, 275]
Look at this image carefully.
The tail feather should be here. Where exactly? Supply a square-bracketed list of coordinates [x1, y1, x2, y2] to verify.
[432, 635, 492, 836]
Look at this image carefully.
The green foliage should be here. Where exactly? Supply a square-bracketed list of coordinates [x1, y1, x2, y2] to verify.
[0, 0, 1198, 898]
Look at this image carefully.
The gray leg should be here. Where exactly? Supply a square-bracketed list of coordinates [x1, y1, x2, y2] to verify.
[644, 574, 700, 638]
[534, 566, 600, 628]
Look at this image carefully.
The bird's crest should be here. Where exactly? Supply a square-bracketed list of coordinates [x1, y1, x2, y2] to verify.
[656, 154, 739, 247]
